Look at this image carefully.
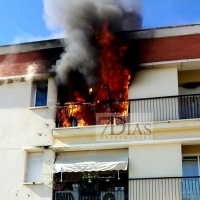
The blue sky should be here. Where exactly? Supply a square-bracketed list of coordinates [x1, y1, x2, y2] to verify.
[143, 0, 200, 28]
[0, 0, 200, 46]
[0, 1, 49, 45]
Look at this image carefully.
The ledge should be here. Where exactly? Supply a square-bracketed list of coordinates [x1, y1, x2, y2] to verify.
[28, 106, 48, 110]
[51, 119, 200, 150]
[53, 125, 101, 138]
[0, 73, 53, 82]
[125, 24, 200, 39]
[23, 147, 44, 152]
[50, 137, 200, 152]
[140, 58, 200, 71]
[22, 182, 43, 185]
[52, 118, 200, 138]
[0, 39, 63, 55]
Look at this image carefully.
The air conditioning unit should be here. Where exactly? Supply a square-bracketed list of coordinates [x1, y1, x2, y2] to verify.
[55, 191, 79, 200]
[101, 191, 124, 200]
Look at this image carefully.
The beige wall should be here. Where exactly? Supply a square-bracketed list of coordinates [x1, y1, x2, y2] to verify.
[0, 149, 55, 200]
[1, 66, 200, 200]
[52, 119, 200, 147]
[129, 143, 182, 178]
[129, 67, 178, 99]
[128, 143, 200, 200]
[0, 76, 57, 200]
[0, 77, 56, 148]
[178, 70, 200, 95]
[178, 70, 200, 84]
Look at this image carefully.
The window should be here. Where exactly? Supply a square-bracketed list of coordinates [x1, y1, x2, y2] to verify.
[26, 152, 43, 182]
[182, 156, 200, 176]
[32, 81, 48, 107]
[182, 156, 200, 199]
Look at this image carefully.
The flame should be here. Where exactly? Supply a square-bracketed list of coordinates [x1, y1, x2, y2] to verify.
[96, 23, 130, 100]
[75, 91, 85, 103]
[78, 118, 87, 127]
[95, 23, 130, 119]
[56, 23, 130, 128]
[57, 104, 87, 127]
[89, 88, 93, 93]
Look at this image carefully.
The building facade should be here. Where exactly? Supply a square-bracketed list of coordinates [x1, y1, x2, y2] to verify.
[0, 24, 200, 200]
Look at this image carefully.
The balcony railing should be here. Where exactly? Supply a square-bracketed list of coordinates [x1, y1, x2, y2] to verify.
[53, 178, 128, 200]
[129, 93, 200, 122]
[129, 176, 200, 200]
[56, 94, 200, 128]
[54, 190, 126, 200]
[53, 177, 200, 200]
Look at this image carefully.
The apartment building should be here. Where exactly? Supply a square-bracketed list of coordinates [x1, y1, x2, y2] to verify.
[0, 24, 200, 200]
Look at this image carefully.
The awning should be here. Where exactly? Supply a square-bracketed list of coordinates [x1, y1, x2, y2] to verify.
[54, 149, 128, 173]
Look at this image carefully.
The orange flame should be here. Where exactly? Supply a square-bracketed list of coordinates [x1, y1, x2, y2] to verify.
[57, 104, 87, 127]
[56, 91, 87, 127]
[95, 23, 130, 117]
[56, 23, 130, 128]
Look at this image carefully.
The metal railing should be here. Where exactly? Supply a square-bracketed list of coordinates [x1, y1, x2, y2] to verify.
[54, 190, 126, 200]
[54, 176, 200, 200]
[56, 94, 200, 127]
[56, 99, 129, 128]
[53, 176, 129, 200]
[129, 176, 200, 200]
[129, 93, 200, 122]
[55, 191, 97, 200]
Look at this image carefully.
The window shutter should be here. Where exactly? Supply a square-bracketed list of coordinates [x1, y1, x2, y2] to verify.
[26, 152, 43, 182]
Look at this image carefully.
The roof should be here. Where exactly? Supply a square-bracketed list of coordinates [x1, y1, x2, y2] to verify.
[1, 24, 200, 55]
[118, 23, 200, 40]
[0, 39, 63, 55]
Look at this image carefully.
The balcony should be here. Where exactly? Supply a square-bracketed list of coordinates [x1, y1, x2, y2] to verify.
[53, 171, 128, 200]
[129, 93, 200, 122]
[129, 176, 200, 200]
[56, 94, 200, 128]
[53, 176, 200, 200]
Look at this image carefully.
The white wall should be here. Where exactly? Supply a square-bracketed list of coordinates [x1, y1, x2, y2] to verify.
[129, 67, 178, 99]
[128, 143, 182, 200]
[0, 77, 57, 200]
[129, 143, 182, 178]
[129, 67, 179, 122]
[0, 149, 55, 200]
[0, 77, 56, 148]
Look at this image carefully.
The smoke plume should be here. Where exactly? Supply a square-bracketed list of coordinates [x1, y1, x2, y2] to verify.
[43, 0, 142, 86]
[25, 63, 39, 82]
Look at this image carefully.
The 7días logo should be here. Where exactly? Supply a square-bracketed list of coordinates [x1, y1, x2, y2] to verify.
[95, 114, 153, 138]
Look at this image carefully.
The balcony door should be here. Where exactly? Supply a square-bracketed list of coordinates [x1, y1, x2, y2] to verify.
[179, 95, 200, 119]
[182, 156, 200, 200]
[182, 156, 199, 176]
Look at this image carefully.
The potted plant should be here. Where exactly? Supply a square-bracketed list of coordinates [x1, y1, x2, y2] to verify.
[83, 173, 97, 183]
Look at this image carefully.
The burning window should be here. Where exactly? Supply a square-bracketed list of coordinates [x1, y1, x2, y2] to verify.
[32, 80, 48, 107]
[56, 84, 129, 128]
[55, 25, 133, 128]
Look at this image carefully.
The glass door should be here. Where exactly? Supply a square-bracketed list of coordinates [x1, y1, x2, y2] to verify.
[182, 156, 200, 200]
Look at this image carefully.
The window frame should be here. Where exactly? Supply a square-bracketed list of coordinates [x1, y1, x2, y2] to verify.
[23, 151, 44, 184]
[182, 154, 200, 176]
[31, 80, 48, 107]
